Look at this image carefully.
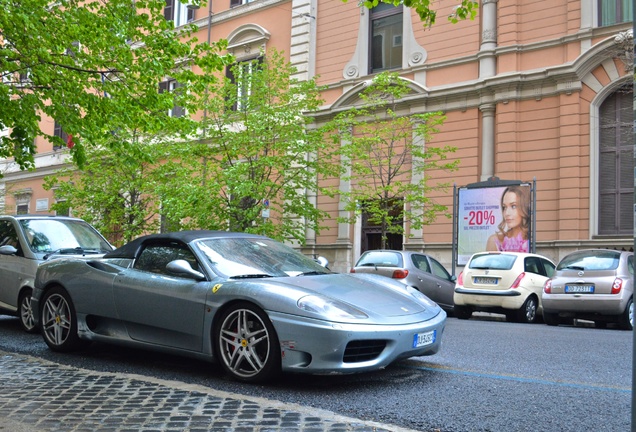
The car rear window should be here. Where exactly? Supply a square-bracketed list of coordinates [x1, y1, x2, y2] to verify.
[356, 251, 403, 268]
[557, 251, 620, 271]
[468, 254, 516, 270]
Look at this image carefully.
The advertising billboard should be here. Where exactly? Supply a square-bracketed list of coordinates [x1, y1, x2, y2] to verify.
[456, 182, 532, 265]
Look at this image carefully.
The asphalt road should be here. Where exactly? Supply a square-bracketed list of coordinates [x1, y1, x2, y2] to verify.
[0, 314, 631, 431]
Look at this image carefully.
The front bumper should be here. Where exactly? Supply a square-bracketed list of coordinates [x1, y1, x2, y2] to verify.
[270, 309, 446, 374]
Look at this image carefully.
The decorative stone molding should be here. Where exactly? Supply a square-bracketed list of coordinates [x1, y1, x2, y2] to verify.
[226, 24, 271, 61]
[614, 29, 633, 72]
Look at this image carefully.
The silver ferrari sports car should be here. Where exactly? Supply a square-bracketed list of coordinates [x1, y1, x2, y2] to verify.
[32, 231, 446, 382]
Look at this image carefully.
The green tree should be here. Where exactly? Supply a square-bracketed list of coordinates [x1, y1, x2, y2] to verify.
[347, 0, 478, 27]
[44, 135, 164, 246]
[331, 72, 459, 249]
[0, 0, 227, 171]
[157, 49, 340, 243]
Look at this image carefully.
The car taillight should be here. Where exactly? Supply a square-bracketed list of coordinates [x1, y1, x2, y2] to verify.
[350, 268, 356, 273]
[457, 271, 464, 286]
[544, 280, 552, 294]
[392, 269, 409, 279]
[611, 278, 623, 294]
[510, 272, 525, 289]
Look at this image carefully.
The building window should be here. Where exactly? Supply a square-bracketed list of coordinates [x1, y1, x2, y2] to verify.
[369, 4, 403, 74]
[164, 0, 195, 27]
[230, 0, 255, 7]
[599, 0, 632, 26]
[53, 121, 68, 150]
[159, 79, 185, 118]
[598, 85, 634, 235]
[226, 57, 263, 111]
[14, 190, 31, 215]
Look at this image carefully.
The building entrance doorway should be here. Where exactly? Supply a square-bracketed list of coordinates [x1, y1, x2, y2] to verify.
[359, 199, 403, 253]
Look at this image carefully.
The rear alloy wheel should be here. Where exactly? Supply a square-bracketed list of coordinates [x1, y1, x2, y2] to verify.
[215, 302, 281, 383]
[18, 289, 37, 333]
[454, 305, 472, 320]
[617, 298, 633, 331]
[516, 296, 538, 324]
[41, 286, 83, 352]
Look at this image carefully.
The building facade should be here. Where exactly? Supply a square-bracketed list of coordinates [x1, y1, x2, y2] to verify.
[2, 0, 633, 274]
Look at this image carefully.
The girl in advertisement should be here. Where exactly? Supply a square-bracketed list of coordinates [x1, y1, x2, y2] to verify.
[486, 185, 530, 252]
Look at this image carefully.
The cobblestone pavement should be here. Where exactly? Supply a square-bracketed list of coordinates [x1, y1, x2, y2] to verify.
[0, 351, 416, 432]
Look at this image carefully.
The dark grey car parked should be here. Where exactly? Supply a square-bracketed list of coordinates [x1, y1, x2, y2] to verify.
[0, 215, 112, 332]
[351, 250, 456, 313]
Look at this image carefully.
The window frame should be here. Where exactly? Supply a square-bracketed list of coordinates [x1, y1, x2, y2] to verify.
[368, 4, 403, 74]
[598, 0, 632, 26]
[164, 0, 195, 27]
[158, 78, 186, 118]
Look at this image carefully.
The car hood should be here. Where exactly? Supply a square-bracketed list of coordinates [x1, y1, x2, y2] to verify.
[259, 273, 439, 320]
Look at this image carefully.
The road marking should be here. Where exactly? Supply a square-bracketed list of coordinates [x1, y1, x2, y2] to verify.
[404, 362, 631, 393]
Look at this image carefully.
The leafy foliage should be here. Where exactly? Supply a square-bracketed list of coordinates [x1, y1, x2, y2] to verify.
[350, 0, 478, 27]
[0, 0, 227, 171]
[156, 49, 341, 243]
[44, 133, 165, 246]
[330, 72, 459, 248]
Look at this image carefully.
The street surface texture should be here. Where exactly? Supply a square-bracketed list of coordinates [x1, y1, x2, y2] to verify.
[0, 314, 631, 431]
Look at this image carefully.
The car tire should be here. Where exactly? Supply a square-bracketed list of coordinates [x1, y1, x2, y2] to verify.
[18, 289, 38, 333]
[215, 302, 281, 383]
[40, 286, 83, 352]
[617, 298, 633, 331]
[543, 311, 560, 326]
[454, 305, 472, 320]
[516, 296, 538, 324]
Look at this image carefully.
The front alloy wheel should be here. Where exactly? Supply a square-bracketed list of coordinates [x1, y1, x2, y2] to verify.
[216, 302, 280, 383]
[41, 286, 82, 352]
[18, 289, 37, 333]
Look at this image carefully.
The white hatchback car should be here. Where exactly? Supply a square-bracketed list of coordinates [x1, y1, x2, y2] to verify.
[454, 252, 556, 323]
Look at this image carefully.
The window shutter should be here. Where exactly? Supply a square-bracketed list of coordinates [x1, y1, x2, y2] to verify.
[598, 86, 634, 235]
[164, 0, 174, 21]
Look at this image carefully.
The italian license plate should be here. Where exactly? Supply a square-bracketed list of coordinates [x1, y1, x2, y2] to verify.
[565, 284, 594, 293]
[473, 277, 498, 285]
[413, 330, 436, 348]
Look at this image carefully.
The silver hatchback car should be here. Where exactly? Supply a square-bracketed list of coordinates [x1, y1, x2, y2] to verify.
[542, 249, 633, 330]
[0, 215, 112, 332]
[351, 250, 456, 313]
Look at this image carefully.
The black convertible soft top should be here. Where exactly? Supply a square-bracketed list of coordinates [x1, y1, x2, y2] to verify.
[103, 230, 265, 259]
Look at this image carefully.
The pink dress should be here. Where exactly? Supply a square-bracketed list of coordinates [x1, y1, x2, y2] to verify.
[495, 232, 529, 253]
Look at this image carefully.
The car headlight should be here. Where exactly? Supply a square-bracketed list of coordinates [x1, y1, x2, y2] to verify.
[297, 295, 369, 320]
[406, 286, 439, 309]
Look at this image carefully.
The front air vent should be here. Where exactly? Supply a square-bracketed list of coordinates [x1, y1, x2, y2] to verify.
[343, 340, 386, 363]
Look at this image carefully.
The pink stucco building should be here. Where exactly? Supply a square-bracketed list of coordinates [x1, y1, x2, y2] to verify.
[2, 0, 633, 272]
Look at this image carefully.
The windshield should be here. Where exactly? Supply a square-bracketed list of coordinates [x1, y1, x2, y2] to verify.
[557, 251, 621, 271]
[469, 253, 516, 270]
[19, 219, 112, 254]
[195, 237, 331, 278]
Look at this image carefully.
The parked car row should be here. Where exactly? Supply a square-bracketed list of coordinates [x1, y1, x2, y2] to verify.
[0, 215, 631, 384]
[351, 248, 633, 331]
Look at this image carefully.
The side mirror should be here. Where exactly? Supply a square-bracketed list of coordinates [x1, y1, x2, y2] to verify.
[166, 259, 206, 281]
[0, 245, 18, 256]
[315, 256, 329, 268]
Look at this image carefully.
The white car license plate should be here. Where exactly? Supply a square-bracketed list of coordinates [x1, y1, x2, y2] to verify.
[565, 284, 594, 293]
[473, 277, 498, 285]
[413, 330, 436, 348]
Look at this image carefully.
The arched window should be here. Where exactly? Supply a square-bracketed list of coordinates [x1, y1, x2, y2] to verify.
[598, 84, 634, 235]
